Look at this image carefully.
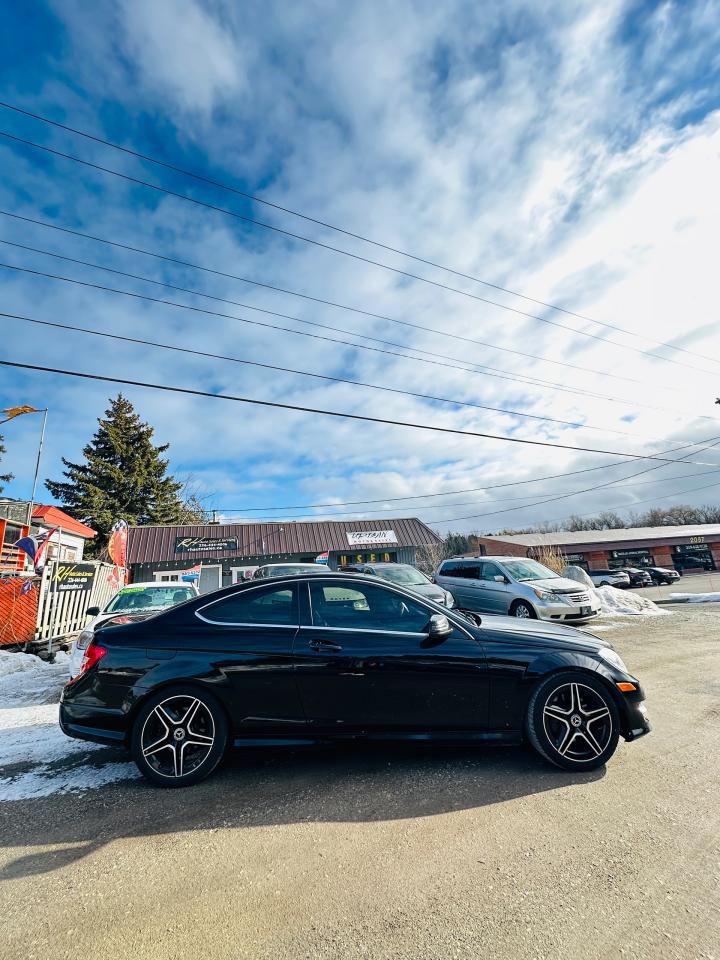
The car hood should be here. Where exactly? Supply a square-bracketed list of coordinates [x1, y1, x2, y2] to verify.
[514, 576, 592, 594]
[462, 612, 611, 652]
[402, 582, 448, 601]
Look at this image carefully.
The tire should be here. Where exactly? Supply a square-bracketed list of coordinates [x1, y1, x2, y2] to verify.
[526, 671, 620, 772]
[131, 685, 228, 788]
[510, 600, 537, 619]
[599, 580, 611, 587]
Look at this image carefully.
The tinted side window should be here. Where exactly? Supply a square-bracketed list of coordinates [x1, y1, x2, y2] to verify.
[439, 561, 463, 577]
[309, 582, 431, 633]
[200, 585, 297, 625]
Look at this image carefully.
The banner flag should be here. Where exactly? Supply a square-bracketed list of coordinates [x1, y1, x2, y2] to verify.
[0, 405, 42, 424]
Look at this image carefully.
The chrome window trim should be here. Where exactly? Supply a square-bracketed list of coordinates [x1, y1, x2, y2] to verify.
[194, 582, 299, 627]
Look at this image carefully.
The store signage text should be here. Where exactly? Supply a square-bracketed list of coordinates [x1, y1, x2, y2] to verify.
[346, 530, 398, 546]
[175, 536, 239, 554]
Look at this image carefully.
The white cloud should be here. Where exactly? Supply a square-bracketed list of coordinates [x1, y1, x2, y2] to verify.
[2, 0, 720, 535]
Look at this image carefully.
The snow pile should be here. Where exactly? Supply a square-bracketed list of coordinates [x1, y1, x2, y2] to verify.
[0, 649, 71, 706]
[594, 585, 669, 617]
[667, 592, 720, 603]
[562, 566, 668, 617]
[0, 650, 139, 800]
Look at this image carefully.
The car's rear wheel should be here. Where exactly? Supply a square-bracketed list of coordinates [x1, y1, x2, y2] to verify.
[131, 686, 228, 788]
[510, 600, 536, 619]
[526, 672, 620, 771]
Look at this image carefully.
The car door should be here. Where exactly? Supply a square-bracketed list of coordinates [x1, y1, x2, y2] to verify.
[477, 561, 512, 613]
[193, 583, 305, 730]
[293, 578, 488, 731]
[444, 561, 483, 608]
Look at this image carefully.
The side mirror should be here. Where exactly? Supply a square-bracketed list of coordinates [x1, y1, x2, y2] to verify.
[86, 606, 100, 617]
[426, 613, 453, 639]
[493, 575, 507, 583]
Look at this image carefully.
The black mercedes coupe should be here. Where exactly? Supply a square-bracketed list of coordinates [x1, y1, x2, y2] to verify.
[60, 573, 650, 787]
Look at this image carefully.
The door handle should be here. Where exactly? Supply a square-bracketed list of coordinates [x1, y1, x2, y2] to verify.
[309, 638, 343, 652]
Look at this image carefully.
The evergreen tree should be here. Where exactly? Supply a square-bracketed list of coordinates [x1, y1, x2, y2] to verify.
[46, 395, 202, 554]
[0, 432, 12, 493]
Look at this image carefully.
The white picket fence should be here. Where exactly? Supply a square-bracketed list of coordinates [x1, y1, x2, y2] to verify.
[35, 559, 126, 645]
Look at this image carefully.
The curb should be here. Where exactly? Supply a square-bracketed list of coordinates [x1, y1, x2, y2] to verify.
[653, 597, 689, 605]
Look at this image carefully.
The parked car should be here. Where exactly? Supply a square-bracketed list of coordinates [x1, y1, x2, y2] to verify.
[435, 556, 601, 622]
[647, 566, 681, 585]
[614, 567, 653, 588]
[588, 569, 632, 588]
[60, 572, 649, 786]
[338, 562, 454, 606]
[673, 555, 713, 573]
[68, 582, 199, 678]
[253, 563, 325, 579]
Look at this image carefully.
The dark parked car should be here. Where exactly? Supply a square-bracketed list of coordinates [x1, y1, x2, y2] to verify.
[60, 574, 650, 787]
[615, 567, 653, 588]
[647, 566, 681, 585]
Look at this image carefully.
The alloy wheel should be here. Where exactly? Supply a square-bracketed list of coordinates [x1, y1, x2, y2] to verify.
[514, 602, 532, 618]
[140, 695, 216, 780]
[541, 681, 612, 763]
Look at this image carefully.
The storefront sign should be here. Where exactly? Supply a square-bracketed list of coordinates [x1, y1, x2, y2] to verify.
[346, 530, 398, 546]
[51, 562, 97, 593]
[175, 536, 239, 554]
[339, 552, 397, 565]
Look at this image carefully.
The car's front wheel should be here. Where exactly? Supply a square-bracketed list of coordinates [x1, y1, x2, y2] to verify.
[510, 600, 536, 619]
[131, 686, 228, 788]
[526, 672, 620, 771]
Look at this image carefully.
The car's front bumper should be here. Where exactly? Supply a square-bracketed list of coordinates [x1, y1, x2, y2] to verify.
[535, 600, 601, 622]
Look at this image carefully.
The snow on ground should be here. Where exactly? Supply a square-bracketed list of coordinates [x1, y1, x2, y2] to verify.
[593, 585, 669, 617]
[0, 650, 139, 801]
[563, 566, 668, 617]
[667, 592, 720, 603]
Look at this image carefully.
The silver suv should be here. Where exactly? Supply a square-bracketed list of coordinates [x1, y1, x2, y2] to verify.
[435, 556, 601, 623]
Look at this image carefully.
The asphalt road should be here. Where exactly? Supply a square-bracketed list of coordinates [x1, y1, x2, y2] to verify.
[642, 571, 720, 601]
[1, 606, 719, 960]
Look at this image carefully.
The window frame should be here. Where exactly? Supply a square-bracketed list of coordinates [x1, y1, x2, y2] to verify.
[304, 578, 450, 637]
[195, 582, 299, 628]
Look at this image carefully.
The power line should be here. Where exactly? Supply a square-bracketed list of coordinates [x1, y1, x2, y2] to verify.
[1, 99, 716, 370]
[1, 127, 715, 377]
[2, 310, 694, 444]
[231, 440, 720, 523]
[218, 467, 720, 519]
[4, 357, 720, 464]
[2, 259, 716, 424]
[431, 435, 720, 525]
[0, 223, 687, 393]
[433, 475, 720, 528]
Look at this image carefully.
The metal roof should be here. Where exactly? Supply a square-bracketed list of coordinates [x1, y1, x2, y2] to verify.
[481, 524, 720, 548]
[127, 518, 441, 564]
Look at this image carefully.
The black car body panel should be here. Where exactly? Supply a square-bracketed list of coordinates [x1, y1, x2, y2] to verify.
[61, 574, 649, 752]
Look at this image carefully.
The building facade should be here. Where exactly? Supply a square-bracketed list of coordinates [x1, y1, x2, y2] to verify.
[127, 518, 442, 592]
[469, 524, 720, 573]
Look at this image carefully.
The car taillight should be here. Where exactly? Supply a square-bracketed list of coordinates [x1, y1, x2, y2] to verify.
[79, 641, 108, 675]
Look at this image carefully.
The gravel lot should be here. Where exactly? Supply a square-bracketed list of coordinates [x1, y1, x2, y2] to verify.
[1, 605, 719, 960]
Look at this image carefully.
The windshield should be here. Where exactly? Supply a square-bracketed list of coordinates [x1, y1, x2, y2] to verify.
[105, 586, 195, 612]
[500, 558, 559, 582]
[375, 565, 431, 586]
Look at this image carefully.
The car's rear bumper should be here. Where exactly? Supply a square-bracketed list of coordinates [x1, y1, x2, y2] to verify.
[59, 699, 130, 746]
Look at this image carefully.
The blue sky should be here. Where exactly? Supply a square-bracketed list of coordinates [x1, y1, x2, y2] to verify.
[1, 0, 720, 533]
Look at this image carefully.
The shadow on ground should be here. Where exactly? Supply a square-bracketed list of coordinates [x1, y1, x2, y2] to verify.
[0, 741, 603, 881]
